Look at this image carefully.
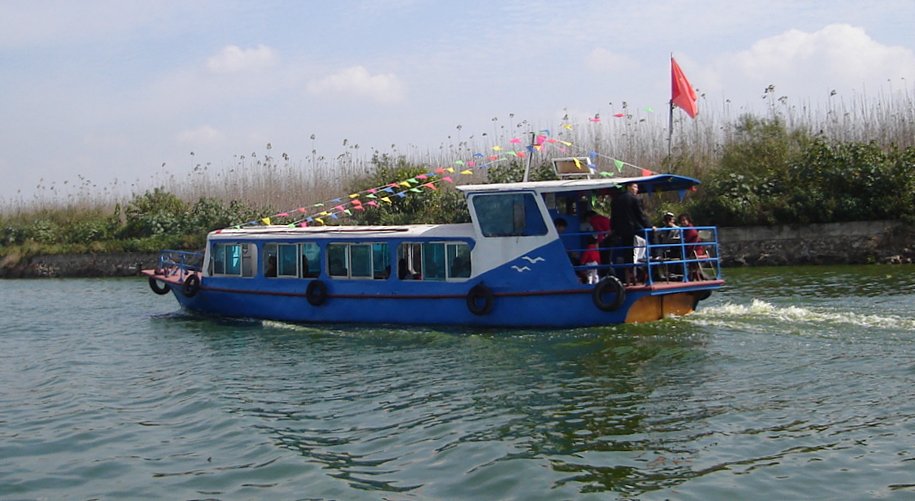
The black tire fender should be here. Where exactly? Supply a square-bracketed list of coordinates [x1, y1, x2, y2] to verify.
[306, 280, 329, 306]
[148, 276, 170, 295]
[466, 283, 494, 316]
[592, 276, 626, 312]
[183, 274, 201, 298]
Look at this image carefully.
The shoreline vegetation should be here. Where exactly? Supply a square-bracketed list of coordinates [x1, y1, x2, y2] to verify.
[2, 91, 914, 271]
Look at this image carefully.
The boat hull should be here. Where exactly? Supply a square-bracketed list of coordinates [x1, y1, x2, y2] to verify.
[144, 270, 721, 328]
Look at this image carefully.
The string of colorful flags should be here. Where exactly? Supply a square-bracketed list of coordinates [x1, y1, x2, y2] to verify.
[228, 125, 665, 229]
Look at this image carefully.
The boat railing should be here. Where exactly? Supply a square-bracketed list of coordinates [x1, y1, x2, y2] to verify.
[155, 249, 204, 277]
[565, 226, 721, 285]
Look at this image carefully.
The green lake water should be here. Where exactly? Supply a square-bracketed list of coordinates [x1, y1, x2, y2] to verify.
[1, 265, 914, 499]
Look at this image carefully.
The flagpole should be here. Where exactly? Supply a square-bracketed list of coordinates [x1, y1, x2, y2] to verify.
[522, 131, 535, 182]
[668, 53, 674, 160]
[668, 98, 674, 159]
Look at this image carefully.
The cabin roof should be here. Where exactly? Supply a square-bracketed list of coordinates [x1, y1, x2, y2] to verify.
[456, 174, 700, 195]
[210, 222, 474, 240]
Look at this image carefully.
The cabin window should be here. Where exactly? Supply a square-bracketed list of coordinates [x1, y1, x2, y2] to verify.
[350, 244, 372, 278]
[397, 241, 471, 281]
[263, 243, 300, 278]
[328, 244, 348, 277]
[327, 242, 390, 280]
[301, 242, 320, 278]
[211, 242, 254, 277]
[472, 192, 547, 237]
[447, 243, 472, 278]
[372, 243, 391, 279]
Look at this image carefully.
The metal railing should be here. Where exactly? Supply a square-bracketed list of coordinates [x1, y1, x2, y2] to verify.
[155, 250, 204, 277]
[564, 226, 721, 285]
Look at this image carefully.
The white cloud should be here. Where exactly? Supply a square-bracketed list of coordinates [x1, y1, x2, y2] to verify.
[178, 125, 224, 144]
[305, 66, 405, 104]
[714, 24, 915, 101]
[206, 44, 278, 74]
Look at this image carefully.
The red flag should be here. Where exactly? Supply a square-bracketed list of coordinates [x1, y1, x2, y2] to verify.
[671, 57, 698, 118]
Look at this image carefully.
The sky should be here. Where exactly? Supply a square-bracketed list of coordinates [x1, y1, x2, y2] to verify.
[2, 0, 914, 203]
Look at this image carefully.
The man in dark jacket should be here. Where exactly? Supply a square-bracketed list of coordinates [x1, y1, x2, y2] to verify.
[610, 183, 651, 285]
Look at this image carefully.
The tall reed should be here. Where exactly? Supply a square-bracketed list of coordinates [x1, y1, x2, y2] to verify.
[3, 84, 912, 217]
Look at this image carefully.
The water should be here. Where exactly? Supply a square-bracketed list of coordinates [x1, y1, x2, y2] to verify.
[1, 265, 914, 500]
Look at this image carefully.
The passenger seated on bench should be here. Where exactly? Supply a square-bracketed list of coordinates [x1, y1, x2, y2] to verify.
[656, 212, 681, 259]
[678, 213, 709, 280]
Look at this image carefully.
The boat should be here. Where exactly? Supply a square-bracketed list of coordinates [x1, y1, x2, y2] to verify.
[142, 169, 723, 327]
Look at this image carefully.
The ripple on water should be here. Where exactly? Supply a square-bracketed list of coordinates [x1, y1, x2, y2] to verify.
[0, 272, 914, 499]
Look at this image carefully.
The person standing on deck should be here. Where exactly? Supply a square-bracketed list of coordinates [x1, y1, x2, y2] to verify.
[610, 183, 651, 285]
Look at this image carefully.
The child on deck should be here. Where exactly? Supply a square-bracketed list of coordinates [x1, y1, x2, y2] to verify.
[580, 236, 602, 285]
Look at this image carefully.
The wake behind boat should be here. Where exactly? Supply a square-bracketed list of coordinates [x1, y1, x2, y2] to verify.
[143, 167, 723, 327]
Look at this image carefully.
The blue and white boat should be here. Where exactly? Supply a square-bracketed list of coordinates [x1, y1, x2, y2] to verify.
[143, 173, 723, 327]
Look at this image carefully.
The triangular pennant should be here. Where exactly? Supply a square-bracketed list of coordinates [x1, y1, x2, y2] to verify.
[442, 176, 453, 183]
[423, 183, 437, 190]
[614, 159, 624, 172]
[381, 196, 392, 203]
[460, 169, 473, 175]
[261, 217, 271, 225]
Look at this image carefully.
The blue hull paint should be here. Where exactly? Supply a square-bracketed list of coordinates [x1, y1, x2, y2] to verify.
[170, 286, 630, 327]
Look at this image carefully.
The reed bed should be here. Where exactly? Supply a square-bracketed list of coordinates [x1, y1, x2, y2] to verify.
[3, 85, 913, 218]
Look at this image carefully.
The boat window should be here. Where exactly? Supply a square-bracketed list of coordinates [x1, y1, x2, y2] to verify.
[472, 193, 547, 237]
[211, 242, 253, 277]
[397, 241, 471, 281]
[277, 244, 299, 277]
[326, 242, 390, 280]
[372, 243, 391, 279]
[350, 244, 372, 278]
[262, 243, 296, 278]
[301, 242, 320, 278]
[422, 243, 446, 281]
[447, 243, 472, 278]
[327, 244, 348, 277]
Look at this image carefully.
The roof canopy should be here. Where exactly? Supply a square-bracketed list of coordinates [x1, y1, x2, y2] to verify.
[456, 174, 700, 195]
